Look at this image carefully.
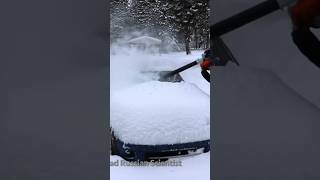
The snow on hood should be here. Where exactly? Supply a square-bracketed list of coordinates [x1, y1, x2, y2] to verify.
[111, 81, 210, 145]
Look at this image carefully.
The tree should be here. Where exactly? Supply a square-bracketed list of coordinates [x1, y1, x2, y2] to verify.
[164, 0, 209, 54]
[111, 0, 210, 53]
[193, 0, 210, 49]
[110, 0, 128, 42]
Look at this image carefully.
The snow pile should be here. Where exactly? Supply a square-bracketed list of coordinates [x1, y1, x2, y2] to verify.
[110, 153, 210, 180]
[111, 81, 210, 145]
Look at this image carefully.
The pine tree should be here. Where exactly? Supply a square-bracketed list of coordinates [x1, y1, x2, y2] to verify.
[111, 0, 210, 53]
[110, 0, 132, 42]
[164, 0, 197, 54]
[193, 0, 210, 49]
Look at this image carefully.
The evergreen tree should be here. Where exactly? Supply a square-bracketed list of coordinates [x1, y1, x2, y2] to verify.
[110, 0, 132, 42]
[111, 0, 210, 53]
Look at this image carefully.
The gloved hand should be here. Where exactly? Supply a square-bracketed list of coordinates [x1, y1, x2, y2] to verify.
[200, 58, 212, 70]
[200, 49, 213, 70]
[290, 0, 320, 28]
[290, 0, 320, 69]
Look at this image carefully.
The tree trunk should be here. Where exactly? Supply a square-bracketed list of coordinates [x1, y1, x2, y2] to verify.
[185, 38, 191, 55]
[206, 34, 210, 49]
[185, 28, 191, 55]
[194, 28, 198, 49]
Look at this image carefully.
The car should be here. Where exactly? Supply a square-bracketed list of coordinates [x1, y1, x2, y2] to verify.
[110, 71, 210, 161]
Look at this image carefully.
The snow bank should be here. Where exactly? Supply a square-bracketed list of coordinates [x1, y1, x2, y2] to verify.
[111, 81, 210, 145]
[110, 153, 210, 180]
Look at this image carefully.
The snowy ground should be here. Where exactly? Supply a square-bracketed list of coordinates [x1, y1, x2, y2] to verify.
[110, 49, 210, 180]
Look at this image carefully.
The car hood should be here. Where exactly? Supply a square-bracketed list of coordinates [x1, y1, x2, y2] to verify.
[110, 81, 210, 145]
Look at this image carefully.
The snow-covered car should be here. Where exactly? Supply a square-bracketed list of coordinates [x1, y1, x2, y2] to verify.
[111, 72, 210, 161]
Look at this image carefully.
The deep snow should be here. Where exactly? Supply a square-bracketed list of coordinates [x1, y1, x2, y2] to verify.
[110, 49, 210, 145]
[111, 81, 209, 145]
[110, 49, 210, 179]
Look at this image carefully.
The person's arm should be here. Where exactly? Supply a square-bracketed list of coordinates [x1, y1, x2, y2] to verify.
[199, 50, 213, 82]
[200, 55, 212, 82]
[291, 28, 320, 68]
[201, 69, 210, 82]
[289, 0, 320, 68]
